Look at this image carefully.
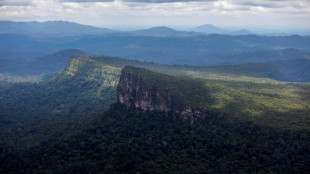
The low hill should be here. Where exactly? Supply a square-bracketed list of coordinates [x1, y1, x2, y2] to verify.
[224, 48, 310, 64]
[26, 49, 87, 75]
[0, 49, 86, 77]
[0, 50, 87, 84]
[270, 59, 310, 82]
[218, 49, 310, 81]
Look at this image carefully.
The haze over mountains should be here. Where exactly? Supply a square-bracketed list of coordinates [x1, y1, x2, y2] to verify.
[1, 0, 310, 171]
[1, 21, 309, 37]
[0, 19, 310, 173]
[190, 24, 252, 35]
[1, 20, 310, 84]
[0, 21, 116, 36]
[1, 21, 310, 59]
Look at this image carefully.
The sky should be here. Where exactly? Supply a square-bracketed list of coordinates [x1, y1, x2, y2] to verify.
[0, 0, 309, 30]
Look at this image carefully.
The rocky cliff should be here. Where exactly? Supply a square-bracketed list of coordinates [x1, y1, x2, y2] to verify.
[117, 66, 214, 123]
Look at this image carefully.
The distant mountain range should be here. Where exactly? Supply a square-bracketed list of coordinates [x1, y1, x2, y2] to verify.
[0, 21, 117, 36]
[0, 21, 255, 37]
[1, 20, 310, 82]
[124, 26, 198, 37]
[191, 24, 253, 35]
[1, 21, 309, 38]
[1, 33, 310, 69]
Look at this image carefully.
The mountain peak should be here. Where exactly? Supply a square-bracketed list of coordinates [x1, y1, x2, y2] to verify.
[147, 26, 176, 31]
[191, 24, 226, 34]
[126, 26, 188, 37]
[198, 24, 216, 28]
[230, 29, 252, 35]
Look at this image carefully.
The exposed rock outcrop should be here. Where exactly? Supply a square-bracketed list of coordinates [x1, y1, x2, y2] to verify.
[117, 66, 210, 123]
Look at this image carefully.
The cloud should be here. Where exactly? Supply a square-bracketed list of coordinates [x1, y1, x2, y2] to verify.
[60, 0, 217, 2]
[0, 0, 33, 6]
[122, 0, 216, 3]
[230, 0, 309, 9]
[0, 0, 309, 28]
[237, 1, 283, 8]
[60, 0, 113, 2]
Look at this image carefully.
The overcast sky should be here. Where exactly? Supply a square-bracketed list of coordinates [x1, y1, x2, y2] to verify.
[0, 0, 309, 29]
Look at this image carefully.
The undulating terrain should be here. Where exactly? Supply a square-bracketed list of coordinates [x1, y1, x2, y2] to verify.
[1, 54, 310, 173]
[0, 21, 310, 173]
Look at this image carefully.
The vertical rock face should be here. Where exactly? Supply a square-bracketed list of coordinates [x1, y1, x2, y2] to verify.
[117, 66, 210, 122]
[117, 70, 173, 112]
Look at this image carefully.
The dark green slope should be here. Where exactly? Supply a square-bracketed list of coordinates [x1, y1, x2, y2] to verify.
[2, 103, 309, 174]
[0, 58, 120, 152]
[1, 57, 310, 173]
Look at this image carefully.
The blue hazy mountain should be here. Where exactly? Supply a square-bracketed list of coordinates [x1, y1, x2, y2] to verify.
[1, 33, 310, 66]
[223, 48, 310, 64]
[124, 26, 198, 37]
[0, 21, 117, 36]
[191, 24, 227, 34]
[1, 21, 310, 82]
[0, 49, 86, 75]
[230, 29, 253, 35]
[191, 24, 254, 35]
[270, 59, 310, 82]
